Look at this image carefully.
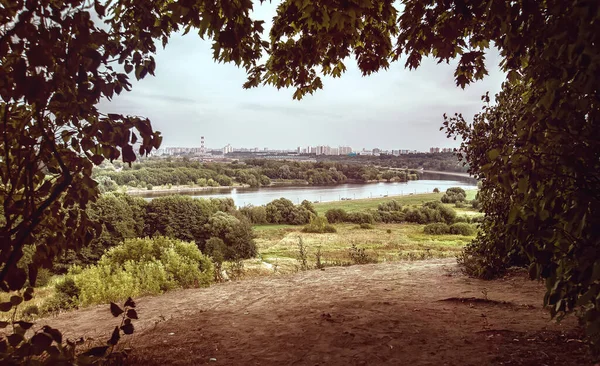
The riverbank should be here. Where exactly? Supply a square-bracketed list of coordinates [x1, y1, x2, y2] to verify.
[125, 184, 250, 196]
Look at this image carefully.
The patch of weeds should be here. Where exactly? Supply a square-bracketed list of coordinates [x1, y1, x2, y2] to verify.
[314, 246, 324, 270]
[348, 244, 377, 265]
[296, 237, 309, 271]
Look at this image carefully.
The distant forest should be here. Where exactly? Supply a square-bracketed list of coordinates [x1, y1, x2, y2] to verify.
[318, 152, 467, 173]
[93, 159, 421, 190]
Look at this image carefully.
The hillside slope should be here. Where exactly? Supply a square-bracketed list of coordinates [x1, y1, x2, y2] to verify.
[42, 259, 591, 365]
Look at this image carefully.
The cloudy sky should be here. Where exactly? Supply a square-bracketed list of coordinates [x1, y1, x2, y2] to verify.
[99, 2, 506, 151]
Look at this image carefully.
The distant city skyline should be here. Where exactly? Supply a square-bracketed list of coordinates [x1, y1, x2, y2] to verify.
[158, 140, 457, 154]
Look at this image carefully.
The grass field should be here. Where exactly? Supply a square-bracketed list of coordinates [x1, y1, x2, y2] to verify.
[312, 190, 478, 215]
[251, 222, 476, 274]
[246, 190, 481, 274]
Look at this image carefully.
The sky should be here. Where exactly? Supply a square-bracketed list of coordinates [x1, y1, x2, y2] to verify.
[98, 2, 506, 152]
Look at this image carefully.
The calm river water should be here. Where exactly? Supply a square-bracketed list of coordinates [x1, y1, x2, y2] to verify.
[141, 172, 477, 207]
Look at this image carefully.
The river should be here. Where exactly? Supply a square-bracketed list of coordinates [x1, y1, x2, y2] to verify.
[140, 172, 477, 207]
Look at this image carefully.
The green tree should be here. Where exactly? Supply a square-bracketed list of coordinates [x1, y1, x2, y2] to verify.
[203, 212, 256, 260]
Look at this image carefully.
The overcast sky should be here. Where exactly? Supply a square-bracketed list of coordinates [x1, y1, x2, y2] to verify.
[98, 2, 505, 151]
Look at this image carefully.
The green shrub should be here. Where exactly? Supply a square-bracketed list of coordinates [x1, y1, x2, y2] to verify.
[21, 304, 39, 318]
[203, 212, 257, 260]
[43, 276, 81, 313]
[386, 229, 392, 234]
[61, 237, 213, 307]
[265, 198, 312, 225]
[205, 237, 227, 281]
[433, 187, 440, 193]
[325, 208, 347, 223]
[146, 183, 153, 190]
[239, 205, 268, 224]
[441, 187, 467, 204]
[471, 199, 480, 209]
[424, 223, 451, 235]
[455, 201, 466, 208]
[449, 223, 476, 236]
[378, 200, 402, 212]
[346, 212, 375, 224]
[348, 244, 377, 264]
[359, 223, 374, 229]
[35, 268, 53, 287]
[302, 216, 337, 233]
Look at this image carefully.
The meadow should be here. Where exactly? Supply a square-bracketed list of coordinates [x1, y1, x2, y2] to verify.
[245, 190, 481, 275]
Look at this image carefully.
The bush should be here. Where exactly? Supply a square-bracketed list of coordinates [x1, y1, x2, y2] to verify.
[21, 304, 39, 318]
[386, 229, 392, 234]
[455, 201, 466, 208]
[424, 223, 451, 235]
[203, 212, 257, 260]
[302, 216, 337, 233]
[147, 183, 153, 190]
[433, 187, 440, 193]
[471, 199, 480, 209]
[378, 200, 402, 212]
[44, 277, 80, 312]
[346, 212, 375, 224]
[447, 187, 466, 196]
[59, 237, 214, 307]
[205, 237, 226, 281]
[441, 187, 467, 204]
[348, 244, 377, 264]
[325, 208, 347, 223]
[359, 223, 374, 229]
[265, 198, 313, 225]
[449, 223, 476, 236]
[239, 205, 268, 224]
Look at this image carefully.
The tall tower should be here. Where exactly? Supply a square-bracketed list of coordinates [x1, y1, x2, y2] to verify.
[201, 136, 205, 154]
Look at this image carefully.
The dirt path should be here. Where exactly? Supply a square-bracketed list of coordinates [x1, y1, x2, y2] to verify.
[41, 259, 592, 365]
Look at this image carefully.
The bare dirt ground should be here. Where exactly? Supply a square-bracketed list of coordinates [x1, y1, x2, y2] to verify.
[41, 259, 593, 365]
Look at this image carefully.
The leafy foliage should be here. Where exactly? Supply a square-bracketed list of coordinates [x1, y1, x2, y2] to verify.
[302, 217, 337, 234]
[56, 237, 213, 307]
[434, 0, 600, 349]
[265, 198, 314, 225]
[423, 223, 451, 235]
[0, 294, 137, 365]
[441, 187, 467, 204]
[203, 212, 257, 260]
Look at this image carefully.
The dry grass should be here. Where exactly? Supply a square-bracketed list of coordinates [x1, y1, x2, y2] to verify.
[251, 222, 475, 274]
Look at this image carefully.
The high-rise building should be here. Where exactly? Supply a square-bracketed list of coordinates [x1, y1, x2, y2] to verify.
[339, 146, 353, 155]
[223, 144, 234, 154]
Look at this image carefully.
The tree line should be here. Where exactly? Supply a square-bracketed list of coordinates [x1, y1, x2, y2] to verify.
[93, 159, 419, 191]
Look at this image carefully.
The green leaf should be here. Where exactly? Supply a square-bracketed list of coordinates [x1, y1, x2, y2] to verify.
[508, 205, 520, 224]
[107, 326, 120, 346]
[31, 333, 53, 355]
[23, 287, 34, 302]
[13, 321, 33, 330]
[120, 322, 134, 335]
[110, 302, 124, 317]
[7, 334, 24, 347]
[124, 297, 136, 308]
[9, 296, 22, 306]
[0, 302, 12, 312]
[126, 309, 138, 320]
[487, 149, 500, 160]
[42, 326, 62, 344]
[82, 346, 109, 357]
